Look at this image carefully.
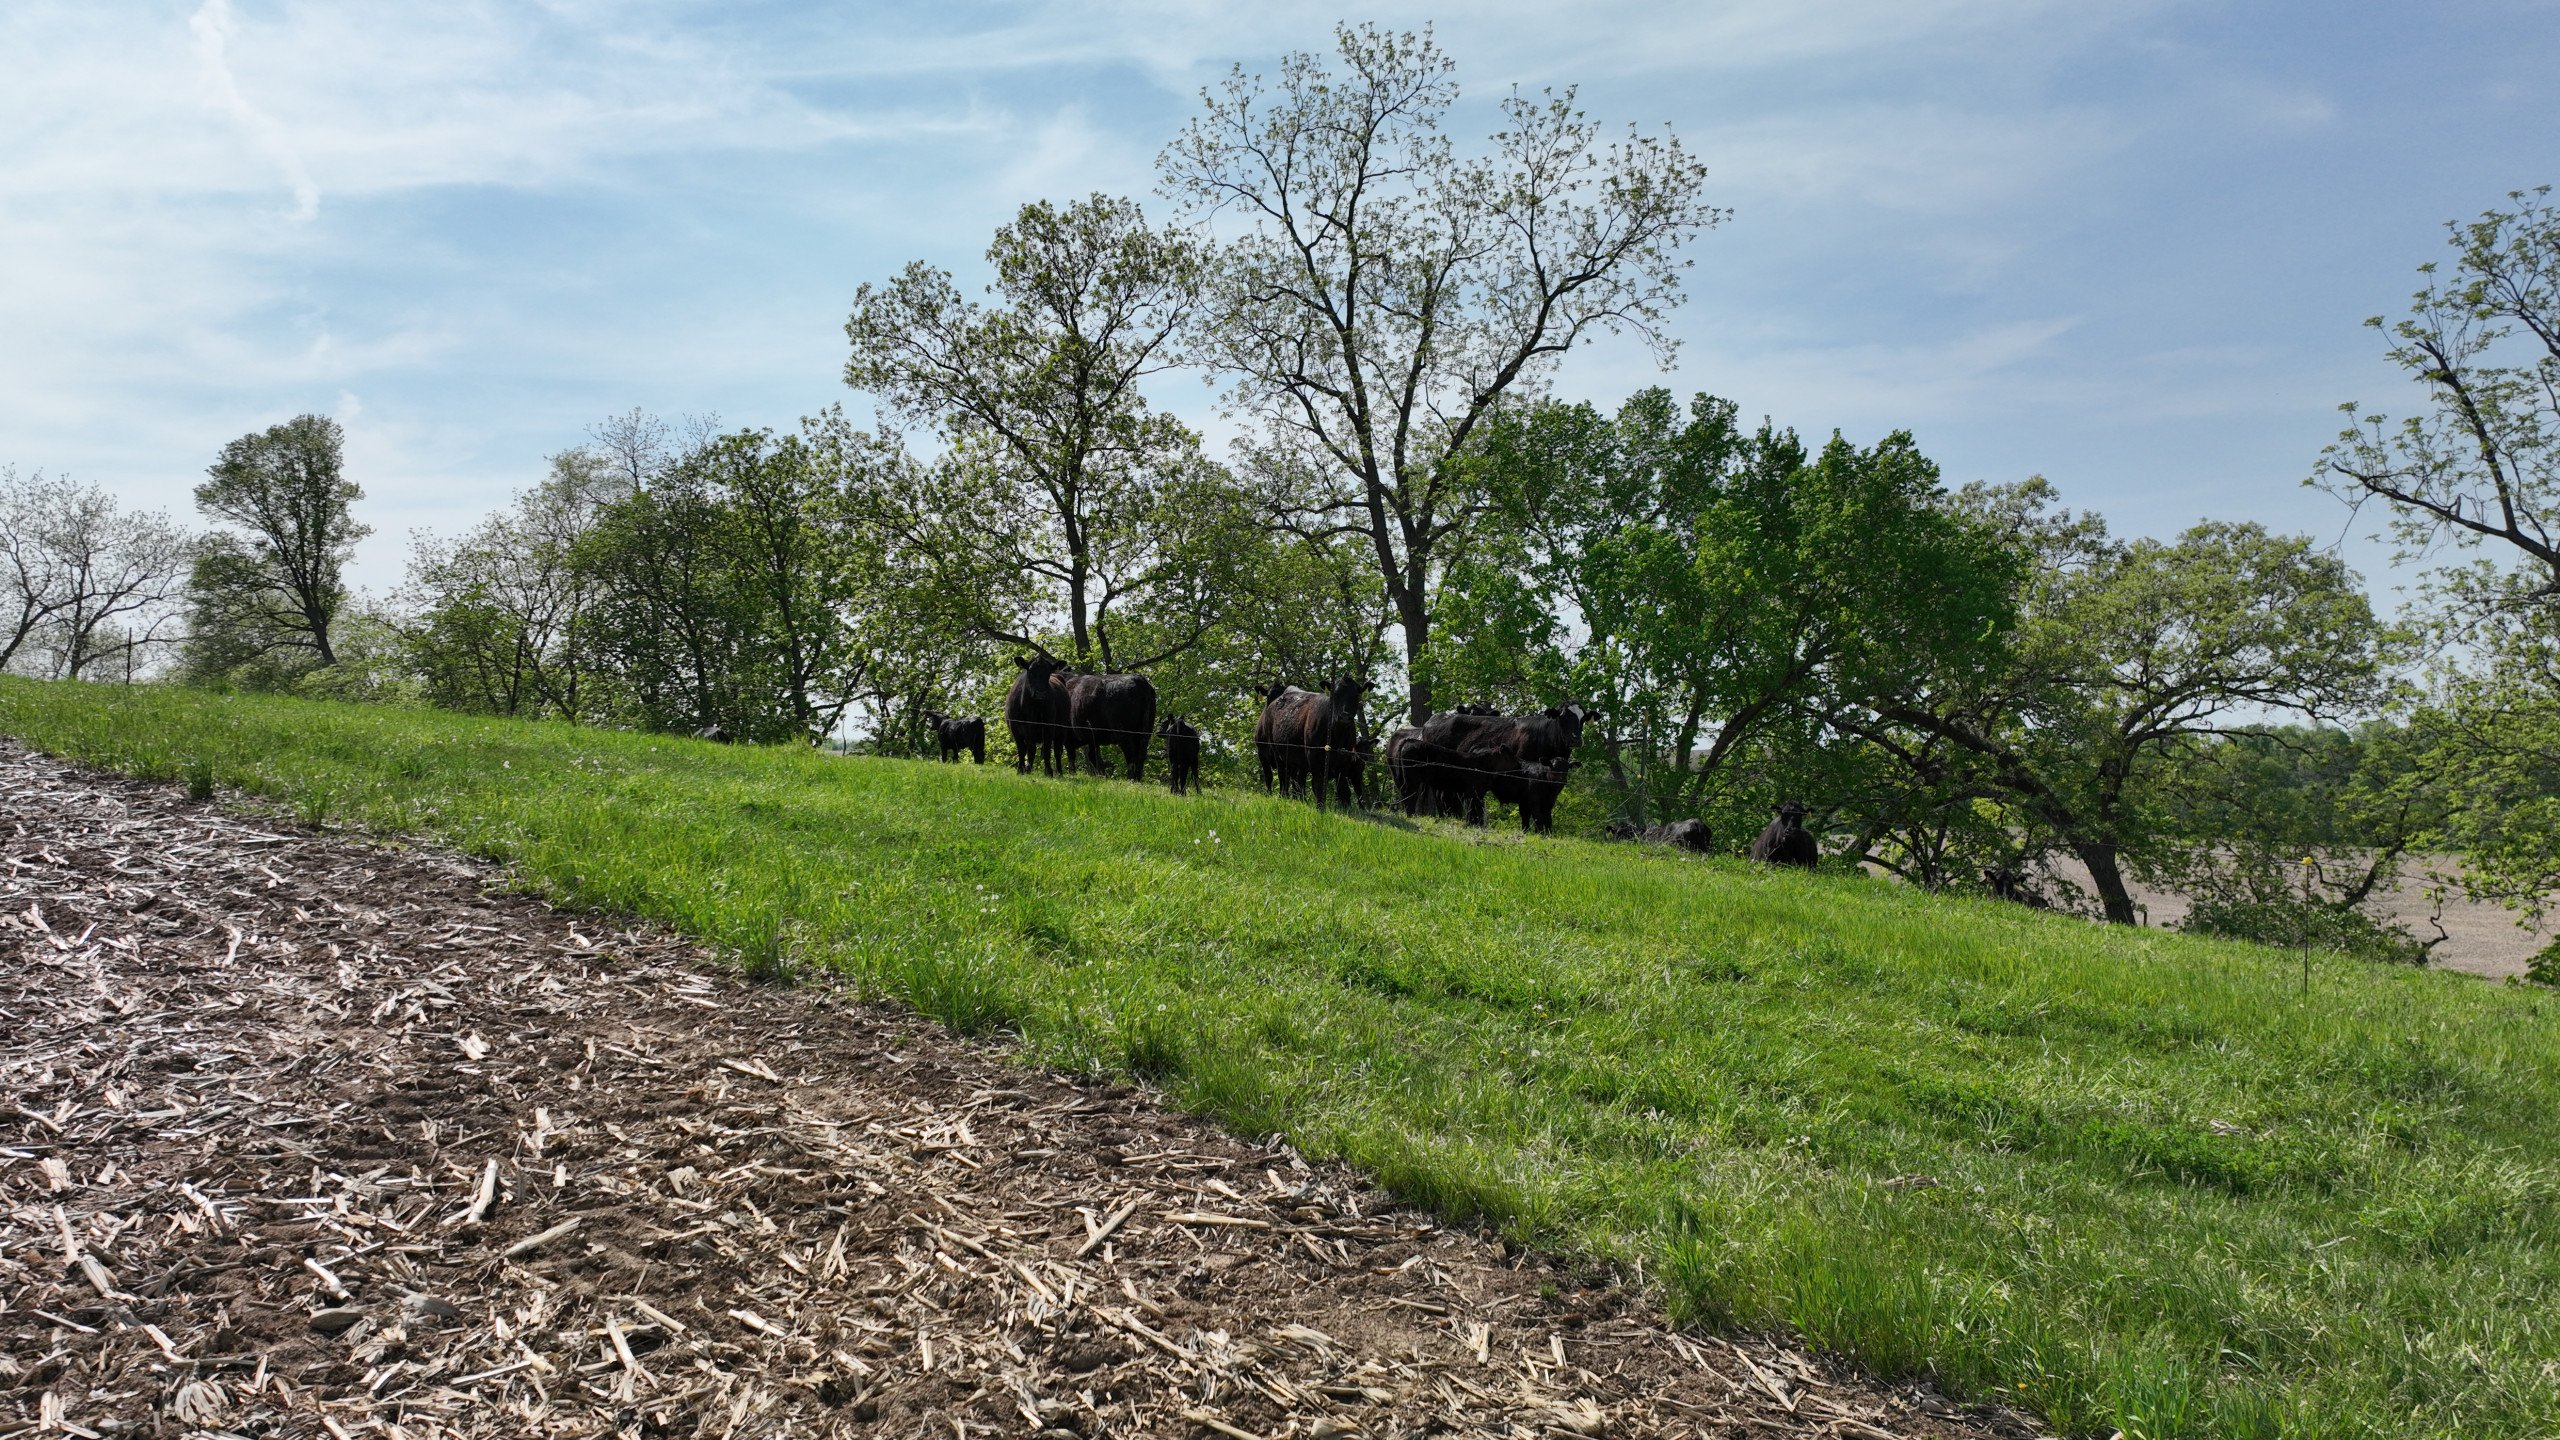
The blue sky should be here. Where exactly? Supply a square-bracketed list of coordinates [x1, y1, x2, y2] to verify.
[5, 1, 2555, 605]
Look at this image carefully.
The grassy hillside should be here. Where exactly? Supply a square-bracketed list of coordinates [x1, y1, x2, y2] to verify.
[5, 680, 2556, 1440]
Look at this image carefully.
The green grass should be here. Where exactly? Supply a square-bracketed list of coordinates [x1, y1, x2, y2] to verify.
[7, 679, 2557, 1440]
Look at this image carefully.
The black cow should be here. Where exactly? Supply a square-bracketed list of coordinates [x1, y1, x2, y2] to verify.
[695, 724, 734, 744]
[1346, 733, 1380, 807]
[1159, 715, 1202, 795]
[922, 710, 987, 764]
[1250, 681, 1297, 793]
[1320, 678, 1372, 807]
[1403, 703, 1588, 830]
[1384, 726, 1423, 814]
[1983, 866, 2052, 909]
[1254, 676, 1369, 810]
[1503, 756, 1573, 833]
[1645, 818, 1714, 853]
[1005, 654, 1069, 775]
[1748, 802, 1819, 869]
[1050, 668, 1157, 780]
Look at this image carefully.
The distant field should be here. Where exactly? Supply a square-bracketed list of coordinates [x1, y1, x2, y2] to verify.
[2042, 856, 2550, 982]
[5, 679, 2557, 1440]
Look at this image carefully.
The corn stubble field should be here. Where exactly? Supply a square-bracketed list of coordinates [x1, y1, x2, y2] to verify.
[3, 680, 2556, 1440]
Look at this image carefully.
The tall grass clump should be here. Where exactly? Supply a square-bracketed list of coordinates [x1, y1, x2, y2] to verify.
[5, 679, 2557, 1440]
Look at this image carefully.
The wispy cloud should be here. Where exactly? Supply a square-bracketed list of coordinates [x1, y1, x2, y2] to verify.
[190, 0, 320, 220]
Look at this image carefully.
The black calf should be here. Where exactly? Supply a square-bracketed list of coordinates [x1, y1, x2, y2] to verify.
[922, 711, 987, 764]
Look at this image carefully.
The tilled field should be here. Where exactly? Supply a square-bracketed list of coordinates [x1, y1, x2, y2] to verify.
[0, 744, 2028, 1440]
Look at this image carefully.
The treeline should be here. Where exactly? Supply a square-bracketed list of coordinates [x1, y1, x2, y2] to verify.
[5, 28, 2553, 975]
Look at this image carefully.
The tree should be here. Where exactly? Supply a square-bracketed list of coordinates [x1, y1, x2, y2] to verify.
[185, 414, 368, 683]
[714, 430, 870, 741]
[1162, 24, 1720, 722]
[403, 451, 611, 720]
[846, 195, 1229, 670]
[0, 465, 71, 671]
[2146, 723, 2445, 963]
[2316, 187, 2560, 939]
[2318, 186, 2560, 611]
[578, 426, 875, 742]
[1443, 391, 2018, 832]
[2412, 611, 2560, 923]
[1861, 487, 2387, 923]
[0, 466, 189, 679]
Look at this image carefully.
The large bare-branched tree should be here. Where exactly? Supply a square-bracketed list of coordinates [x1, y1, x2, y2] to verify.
[0, 465, 189, 679]
[1160, 23, 1720, 720]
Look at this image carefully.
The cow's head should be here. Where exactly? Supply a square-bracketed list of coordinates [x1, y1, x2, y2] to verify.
[1016, 653, 1064, 686]
[1542, 701, 1590, 747]
[1775, 800, 1810, 826]
[1328, 675, 1371, 713]
[923, 709, 948, 726]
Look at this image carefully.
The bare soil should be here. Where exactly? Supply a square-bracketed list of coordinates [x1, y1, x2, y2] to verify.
[0, 743, 2031, 1440]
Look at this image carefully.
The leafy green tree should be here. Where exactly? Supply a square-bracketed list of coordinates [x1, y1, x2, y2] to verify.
[715, 430, 871, 741]
[846, 195, 1230, 670]
[184, 414, 368, 685]
[403, 450, 612, 720]
[578, 428, 872, 742]
[2317, 187, 2560, 935]
[1445, 391, 2018, 831]
[579, 436, 755, 733]
[1865, 486, 2387, 923]
[2416, 615, 2560, 922]
[1151, 529, 1394, 768]
[2089, 723, 2442, 961]
[1161, 24, 1719, 721]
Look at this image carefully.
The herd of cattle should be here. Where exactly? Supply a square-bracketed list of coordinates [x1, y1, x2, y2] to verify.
[889, 654, 1821, 867]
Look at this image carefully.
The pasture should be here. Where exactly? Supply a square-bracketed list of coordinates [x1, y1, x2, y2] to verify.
[5, 677, 2557, 1440]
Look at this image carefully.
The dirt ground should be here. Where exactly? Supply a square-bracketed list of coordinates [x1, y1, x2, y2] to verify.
[0, 742, 2037, 1440]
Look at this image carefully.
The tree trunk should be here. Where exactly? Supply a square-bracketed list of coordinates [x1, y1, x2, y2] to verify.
[1067, 551, 1092, 665]
[1394, 579, 1432, 723]
[2073, 840, 2140, 925]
